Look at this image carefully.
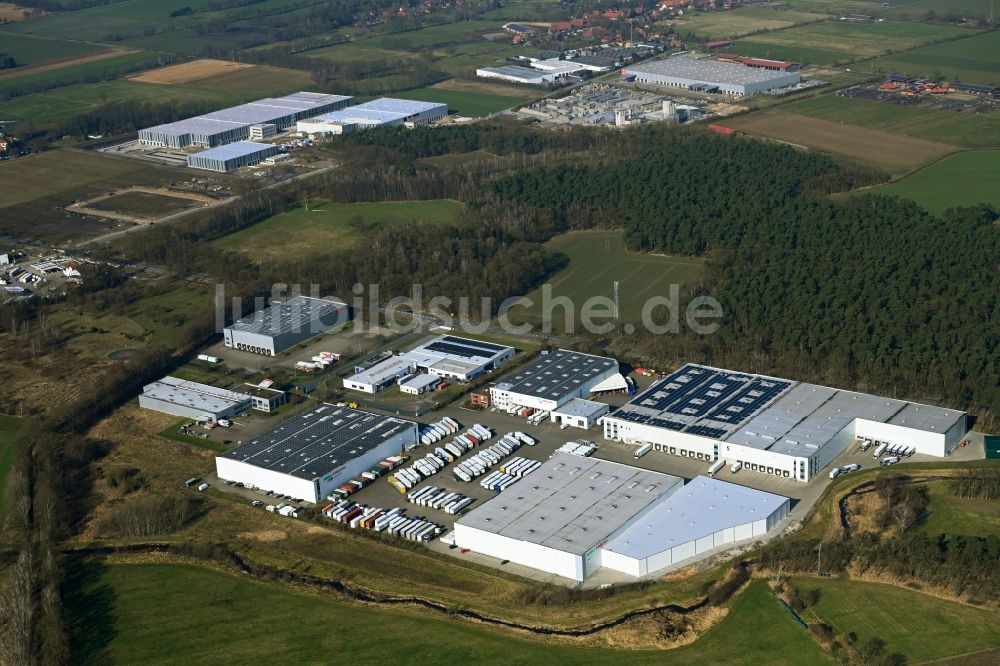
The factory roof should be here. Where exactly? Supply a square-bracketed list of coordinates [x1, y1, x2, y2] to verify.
[456, 453, 683, 555]
[494, 349, 619, 403]
[356, 98, 446, 115]
[142, 376, 250, 415]
[602, 476, 789, 560]
[143, 92, 351, 137]
[309, 98, 447, 126]
[401, 373, 440, 391]
[189, 141, 276, 161]
[349, 355, 417, 387]
[552, 398, 611, 419]
[610, 364, 793, 439]
[220, 403, 415, 480]
[626, 54, 798, 86]
[479, 65, 545, 81]
[405, 335, 512, 375]
[226, 295, 348, 337]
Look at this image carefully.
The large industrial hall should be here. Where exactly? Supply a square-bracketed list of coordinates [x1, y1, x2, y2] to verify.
[622, 54, 800, 96]
[223, 295, 349, 356]
[603, 364, 968, 481]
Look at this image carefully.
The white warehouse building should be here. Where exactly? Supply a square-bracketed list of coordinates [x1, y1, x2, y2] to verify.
[622, 54, 800, 97]
[344, 335, 514, 394]
[216, 403, 418, 502]
[489, 349, 623, 413]
[224, 295, 349, 356]
[603, 364, 968, 482]
[139, 376, 251, 421]
[297, 98, 448, 137]
[453, 454, 789, 582]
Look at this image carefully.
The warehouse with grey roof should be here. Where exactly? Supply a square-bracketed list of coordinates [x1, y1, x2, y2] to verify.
[139, 92, 353, 148]
[186, 141, 279, 172]
[489, 349, 623, 413]
[139, 376, 251, 421]
[224, 295, 349, 356]
[216, 403, 418, 502]
[622, 54, 800, 96]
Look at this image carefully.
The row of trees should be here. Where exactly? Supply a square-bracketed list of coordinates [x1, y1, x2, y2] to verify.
[949, 469, 1000, 501]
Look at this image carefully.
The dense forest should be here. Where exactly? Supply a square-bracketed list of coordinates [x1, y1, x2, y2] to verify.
[489, 131, 999, 421]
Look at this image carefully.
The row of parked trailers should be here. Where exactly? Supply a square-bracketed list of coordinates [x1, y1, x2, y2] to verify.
[388, 424, 495, 492]
[860, 439, 916, 459]
[408, 486, 475, 514]
[329, 455, 406, 500]
[479, 456, 542, 493]
[452, 432, 536, 483]
[321, 500, 444, 542]
[420, 417, 462, 446]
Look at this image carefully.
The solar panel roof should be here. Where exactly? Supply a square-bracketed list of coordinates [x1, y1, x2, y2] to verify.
[456, 453, 683, 555]
[227, 296, 347, 338]
[495, 350, 619, 402]
[611, 364, 792, 437]
[220, 403, 416, 480]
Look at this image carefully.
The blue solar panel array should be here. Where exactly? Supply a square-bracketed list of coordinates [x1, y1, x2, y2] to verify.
[422, 335, 507, 359]
[610, 364, 792, 437]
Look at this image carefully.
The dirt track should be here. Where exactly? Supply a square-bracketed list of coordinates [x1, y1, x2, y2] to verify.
[0, 47, 136, 82]
[129, 59, 254, 84]
[66, 186, 227, 223]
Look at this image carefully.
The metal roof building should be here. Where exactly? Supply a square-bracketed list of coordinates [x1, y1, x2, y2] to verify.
[224, 295, 349, 356]
[600, 476, 790, 577]
[139, 376, 251, 421]
[604, 364, 968, 481]
[186, 141, 279, 172]
[139, 92, 352, 148]
[296, 98, 448, 137]
[454, 453, 684, 581]
[476, 65, 554, 85]
[549, 398, 611, 430]
[216, 403, 418, 502]
[622, 54, 800, 96]
[344, 335, 515, 393]
[489, 349, 620, 413]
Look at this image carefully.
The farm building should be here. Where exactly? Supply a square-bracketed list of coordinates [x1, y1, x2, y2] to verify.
[622, 54, 800, 96]
[549, 398, 610, 429]
[344, 335, 514, 393]
[296, 98, 448, 137]
[453, 455, 790, 581]
[489, 349, 622, 413]
[139, 92, 352, 148]
[603, 364, 968, 482]
[600, 476, 790, 577]
[223, 295, 349, 356]
[216, 403, 418, 502]
[186, 141, 279, 172]
[138, 376, 251, 421]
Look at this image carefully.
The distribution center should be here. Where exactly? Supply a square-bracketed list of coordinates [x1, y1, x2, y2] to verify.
[138, 376, 251, 421]
[296, 98, 448, 137]
[454, 454, 789, 581]
[139, 92, 353, 148]
[216, 403, 418, 502]
[186, 141, 279, 172]
[224, 295, 349, 356]
[603, 363, 968, 481]
[622, 54, 800, 96]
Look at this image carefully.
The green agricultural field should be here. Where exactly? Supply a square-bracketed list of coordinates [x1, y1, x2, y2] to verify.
[212, 200, 464, 261]
[791, 577, 1000, 663]
[869, 151, 1000, 214]
[915, 479, 1000, 538]
[668, 7, 829, 40]
[733, 20, 975, 67]
[780, 93, 1000, 148]
[864, 30, 1000, 84]
[66, 565, 825, 665]
[0, 416, 21, 520]
[0, 151, 173, 209]
[0, 33, 104, 67]
[395, 86, 534, 116]
[509, 231, 706, 326]
[0, 51, 156, 96]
